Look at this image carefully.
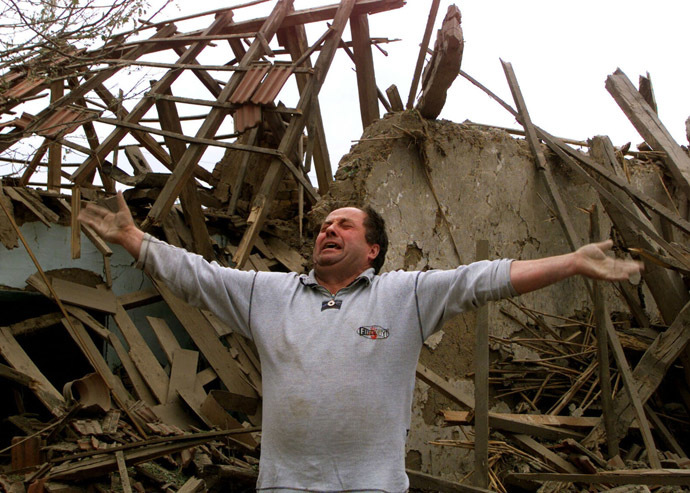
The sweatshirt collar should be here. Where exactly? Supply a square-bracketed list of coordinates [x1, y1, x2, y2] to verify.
[299, 268, 375, 289]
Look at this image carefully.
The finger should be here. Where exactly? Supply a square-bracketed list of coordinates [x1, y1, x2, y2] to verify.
[82, 202, 110, 218]
[116, 191, 128, 213]
[593, 239, 613, 253]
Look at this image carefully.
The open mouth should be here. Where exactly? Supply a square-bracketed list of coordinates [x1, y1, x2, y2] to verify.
[322, 242, 341, 251]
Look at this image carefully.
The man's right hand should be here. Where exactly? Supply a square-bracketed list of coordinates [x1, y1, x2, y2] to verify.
[78, 191, 144, 259]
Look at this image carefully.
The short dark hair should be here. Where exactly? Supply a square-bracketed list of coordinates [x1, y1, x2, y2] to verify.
[361, 206, 388, 274]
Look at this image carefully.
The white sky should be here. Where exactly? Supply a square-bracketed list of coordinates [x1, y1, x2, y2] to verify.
[3, 0, 689, 184]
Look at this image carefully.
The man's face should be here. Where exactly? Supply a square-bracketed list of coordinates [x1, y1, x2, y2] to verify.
[313, 207, 380, 277]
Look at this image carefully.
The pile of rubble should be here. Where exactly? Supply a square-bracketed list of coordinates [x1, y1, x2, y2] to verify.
[0, 0, 689, 492]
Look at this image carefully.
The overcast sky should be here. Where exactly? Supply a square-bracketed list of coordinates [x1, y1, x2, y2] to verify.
[156, 0, 690, 174]
[4, 1, 689, 185]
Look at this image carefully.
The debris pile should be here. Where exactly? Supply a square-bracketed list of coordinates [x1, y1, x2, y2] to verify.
[0, 0, 689, 491]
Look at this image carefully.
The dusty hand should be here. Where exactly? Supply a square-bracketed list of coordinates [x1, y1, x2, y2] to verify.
[78, 192, 143, 258]
[575, 240, 643, 281]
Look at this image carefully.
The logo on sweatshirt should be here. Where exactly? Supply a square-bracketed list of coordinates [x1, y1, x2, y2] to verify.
[357, 325, 389, 340]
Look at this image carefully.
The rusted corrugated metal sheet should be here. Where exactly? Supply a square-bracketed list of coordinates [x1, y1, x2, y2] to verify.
[251, 64, 294, 105]
[229, 64, 270, 104]
[234, 104, 261, 133]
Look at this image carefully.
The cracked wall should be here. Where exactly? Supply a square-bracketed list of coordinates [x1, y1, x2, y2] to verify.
[314, 110, 655, 479]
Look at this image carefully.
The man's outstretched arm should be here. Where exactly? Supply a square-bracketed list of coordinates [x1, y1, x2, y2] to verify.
[78, 192, 144, 260]
[510, 240, 643, 295]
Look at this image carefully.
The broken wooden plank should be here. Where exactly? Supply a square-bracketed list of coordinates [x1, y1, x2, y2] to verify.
[350, 12, 379, 128]
[152, 278, 257, 400]
[107, 332, 157, 406]
[4, 187, 53, 227]
[416, 5, 463, 119]
[111, 301, 170, 405]
[9, 312, 63, 336]
[264, 236, 306, 272]
[147, 316, 180, 366]
[441, 410, 642, 429]
[501, 61, 583, 255]
[507, 470, 690, 487]
[117, 288, 162, 310]
[416, 362, 474, 409]
[227, 126, 260, 215]
[0, 186, 19, 249]
[407, 468, 491, 493]
[167, 348, 199, 405]
[606, 68, 690, 197]
[124, 145, 153, 175]
[115, 450, 133, 493]
[49, 278, 117, 314]
[386, 84, 404, 111]
[60, 316, 135, 410]
[0, 326, 65, 416]
[510, 434, 578, 474]
[589, 136, 690, 326]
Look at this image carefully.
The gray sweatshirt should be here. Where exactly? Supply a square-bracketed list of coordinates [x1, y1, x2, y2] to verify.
[138, 234, 517, 492]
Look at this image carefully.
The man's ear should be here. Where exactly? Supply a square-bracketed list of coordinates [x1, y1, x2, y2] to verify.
[367, 243, 380, 263]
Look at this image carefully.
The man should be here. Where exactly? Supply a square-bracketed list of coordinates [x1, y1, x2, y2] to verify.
[79, 193, 641, 492]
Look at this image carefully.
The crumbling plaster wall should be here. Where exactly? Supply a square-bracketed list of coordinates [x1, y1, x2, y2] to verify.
[314, 111, 654, 480]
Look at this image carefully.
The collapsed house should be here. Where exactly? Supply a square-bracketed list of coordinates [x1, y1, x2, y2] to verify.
[0, 0, 689, 491]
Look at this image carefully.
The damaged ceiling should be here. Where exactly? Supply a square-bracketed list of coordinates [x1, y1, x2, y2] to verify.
[0, 0, 690, 491]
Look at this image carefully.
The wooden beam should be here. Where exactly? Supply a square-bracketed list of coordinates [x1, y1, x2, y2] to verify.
[606, 68, 690, 196]
[474, 239, 489, 489]
[458, 70, 690, 237]
[277, 23, 332, 193]
[60, 317, 135, 412]
[510, 434, 578, 474]
[406, 0, 440, 109]
[140, 1, 293, 229]
[593, 291, 661, 468]
[415, 5, 463, 119]
[507, 470, 690, 486]
[227, 127, 260, 215]
[70, 187, 81, 259]
[584, 300, 690, 448]
[589, 136, 689, 326]
[71, 14, 235, 184]
[590, 206, 619, 458]
[416, 362, 474, 409]
[350, 12, 379, 128]
[232, 0, 356, 268]
[501, 60, 582, 254]
[0, 327, 65, 416]
[48, 79, 64, 191]
[386, 84, 404, 111]
[155, 86, 216, 262]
